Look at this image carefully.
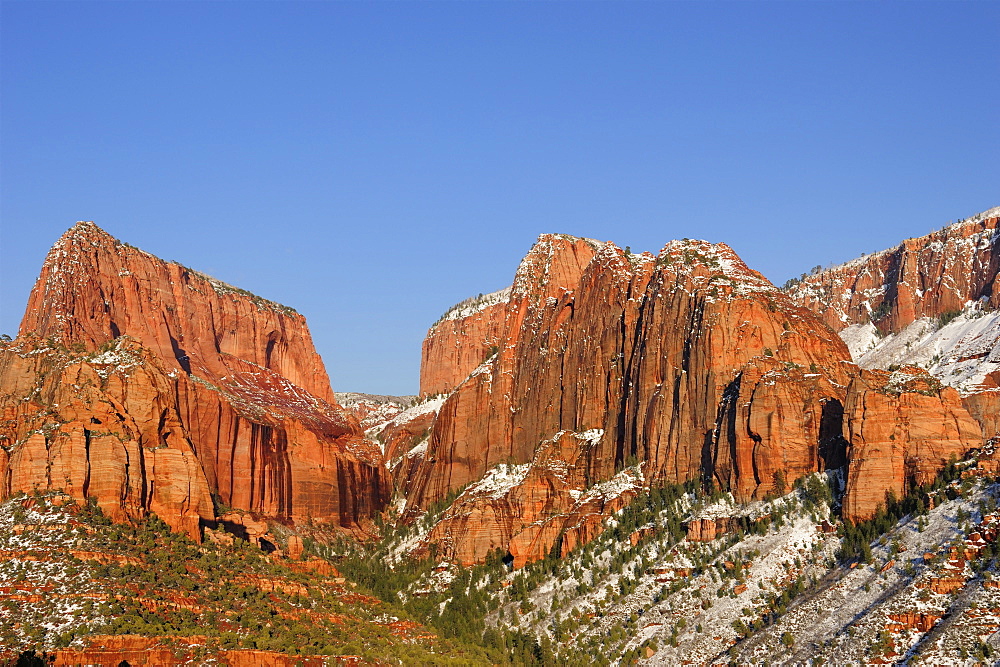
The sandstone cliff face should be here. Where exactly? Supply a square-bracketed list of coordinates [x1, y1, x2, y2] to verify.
[420, 430, 642, 567]
[963, 391, 1000, 439]
[784, 209, 999, 518]
[842, 367, 982, 521]
[1, 222, 388, 536]
[410, 235, 856, 564]
[787, 207, 999, 335]
[22, 222, 337, 402]
[0, 336, 214, 536]
[412, 234, 607, 504]
[420, 289, 510, 397]
[376, 397, 445, 500]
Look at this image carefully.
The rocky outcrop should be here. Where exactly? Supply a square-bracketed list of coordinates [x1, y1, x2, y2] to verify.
[0, 336, 215, 536]
[376, 397, 445, 500]
[1, 222, 388, 537]
[684, 517, 740, 542]
[409, 235, 855, 564]
[20, 635, 333, 666]
[411, 234, 608, 505]
[962, 390, 1000, 439]
[420, 289, 511, 397]
[22, 222, 337, 402]
[419, 430, 642, 567]
[787, 207, 1000, 335]
[841, 367, 982, 521]
[784, 209, 999, 518]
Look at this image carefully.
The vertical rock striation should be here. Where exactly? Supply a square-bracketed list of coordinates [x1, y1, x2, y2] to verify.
[411, 234, 859, 563]
[786, 207, 1000, 335]
[787, 208, 999, 518]
[1, 222, 388, 537]
[842, 367, 982, 520]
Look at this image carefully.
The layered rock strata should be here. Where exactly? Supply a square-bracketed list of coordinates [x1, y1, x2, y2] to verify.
[787, 207, 1000, 335]
[841, 367, 983, 520]
[410, 234, 863, 563]
[0, 222, 388, 537]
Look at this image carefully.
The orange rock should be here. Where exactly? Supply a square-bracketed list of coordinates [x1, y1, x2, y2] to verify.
[417, 429, 640, 567]
[788, 209, 1000, 334]
[842, 367, 982, 521]
[963, 390, 1000, 440]
[420, 290, 510, 397]
[30, 634, 334, 666]
[287, 534, 305, 559]
[408, 235, 854, 564]
[685, 518, 737, 542]
[0, 222, 388, 538]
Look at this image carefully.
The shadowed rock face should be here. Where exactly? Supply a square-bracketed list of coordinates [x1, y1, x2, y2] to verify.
[410, 234, 869, 564]
[1, 222, 388, 537]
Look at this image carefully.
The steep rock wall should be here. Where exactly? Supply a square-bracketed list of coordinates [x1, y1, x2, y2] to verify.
[842, 367, 982, 521]
[409, 235, 858, 564]
[420, 290, 510, 397]
[3, 222, 388, 535]
[787, 207, 999, 335]
[20, 221, 336, 402]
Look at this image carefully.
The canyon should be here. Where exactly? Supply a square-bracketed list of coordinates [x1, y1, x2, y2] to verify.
[1, 207, 998, 664]
[406, 209, 998, 565]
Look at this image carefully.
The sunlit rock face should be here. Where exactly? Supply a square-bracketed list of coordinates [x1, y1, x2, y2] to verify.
[787, 208, 1000, 520]
[409, 234, 867, 564]
[1, 222, 388, 538]
[787, 207, 1000, 336]
[841, 366, 983, 522]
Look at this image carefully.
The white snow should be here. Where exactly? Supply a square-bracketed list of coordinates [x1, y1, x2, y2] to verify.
[433, 287, 512, 327]
[466, 463, 532, 500]
[849, 305, 1000, 394]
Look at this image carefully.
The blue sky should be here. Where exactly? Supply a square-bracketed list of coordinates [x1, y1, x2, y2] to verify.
[2, 1, 997, 395]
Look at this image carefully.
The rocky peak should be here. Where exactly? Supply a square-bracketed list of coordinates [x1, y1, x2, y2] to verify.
[407, 231, 857, 565]
[3, 222, 389, 537]
[510, 233, 605, 300]
[21, 221, 333, 403]
[420, 233, 605, 398]
[656, 239, 778, 299]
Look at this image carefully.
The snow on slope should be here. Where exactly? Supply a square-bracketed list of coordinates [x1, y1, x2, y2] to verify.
[840, 304, 1000, 394]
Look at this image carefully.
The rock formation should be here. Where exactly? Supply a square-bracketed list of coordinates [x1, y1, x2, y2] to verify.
[420, 289, 511, 397]
[786, 208, 999, 518]
[963, 391, 1000, 440]
[0, 222, 388, 538]
[841, 366, 982, 520]
[420, 430, 642, 567]
[409, 234, 857, 563]
[412, 212, 1000, 562]
[787, 207, 999, 335]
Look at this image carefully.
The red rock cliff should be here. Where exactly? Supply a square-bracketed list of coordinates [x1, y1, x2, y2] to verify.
[787, 207, 1000, 335]
[842, 367, 982, 521]
[20, 221, 336, 401]
[787, 209, 997, 516]
[1, 222, 388, 537]
[420, 289, 510, 397]
[408, 235, 856, 564]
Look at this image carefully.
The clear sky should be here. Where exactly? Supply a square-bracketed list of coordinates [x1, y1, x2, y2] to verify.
[2, 1, 997, 395]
